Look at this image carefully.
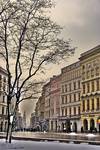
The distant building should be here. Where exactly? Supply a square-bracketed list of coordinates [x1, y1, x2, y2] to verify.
[15, 110, 23, 130]
[30, 112, 37, 128]
[0, 66, 8, 132]
[49, 75, 61, 131]
[35, 75, 61, 132]
[34, 93, 45, 131]
[23, 111, 26, 129]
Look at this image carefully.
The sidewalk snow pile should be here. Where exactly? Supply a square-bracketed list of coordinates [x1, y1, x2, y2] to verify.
[0, 139, 24, 150]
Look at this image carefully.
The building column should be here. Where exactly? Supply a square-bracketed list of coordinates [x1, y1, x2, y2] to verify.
[88, 117, 90, 130]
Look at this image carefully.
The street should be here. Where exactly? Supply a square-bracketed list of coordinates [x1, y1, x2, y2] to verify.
[0, 139, 100, 150]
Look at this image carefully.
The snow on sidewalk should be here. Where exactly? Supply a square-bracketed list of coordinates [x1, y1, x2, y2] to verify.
[0, 139, 100, 150]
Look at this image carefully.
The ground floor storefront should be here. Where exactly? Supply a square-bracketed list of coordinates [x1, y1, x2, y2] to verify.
[81, 114, 100, 133]
[49, 117, 81, 132]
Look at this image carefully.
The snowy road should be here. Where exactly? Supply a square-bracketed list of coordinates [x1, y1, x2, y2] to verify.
[0, 140, 100, 150]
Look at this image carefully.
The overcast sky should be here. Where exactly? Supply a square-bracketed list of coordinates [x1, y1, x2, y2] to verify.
[52, 0, 100, 50]
[20, 0, 100, 125]
[42, 0, 100, 78]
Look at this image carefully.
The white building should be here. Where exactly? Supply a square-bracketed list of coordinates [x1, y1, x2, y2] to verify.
[0, 66, 8, 132]
[60, 61, 81, 132]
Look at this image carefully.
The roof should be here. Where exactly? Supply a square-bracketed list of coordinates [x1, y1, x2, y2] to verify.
[61, 61, 80, 73]
[80, 45, 100, 60]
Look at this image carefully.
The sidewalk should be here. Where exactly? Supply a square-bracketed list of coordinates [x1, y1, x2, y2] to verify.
[0, 132, 100, 145]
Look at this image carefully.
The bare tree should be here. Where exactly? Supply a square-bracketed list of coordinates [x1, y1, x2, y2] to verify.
[0, 0, 75, 143]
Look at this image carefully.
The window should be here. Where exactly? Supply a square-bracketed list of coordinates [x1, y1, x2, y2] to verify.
[65, 84, 67, 92]
[69, 107, 71, 116]
[3, 84, 6, 91]
[91, 81, 94, 92]
[74, 93, 76, 102]
[96, 80, 99, 91]
[73, 82, 76, 90]
[62, 96, 64, 104]
[6, 107, 8, 115]
[3, 95, 5, 103]
[2, 107, 4, 115]
[78, 81, 80, 89]
[69, 83, 71, 91]
[91, 69, 94, 77]
[82, 100, 85, 112]
[87, 99, 89, 111]
[96, 67, 99, 76]
[65, 108, 67, 116]
[87, 83, 90, 93]
[62, 109, 64, 116]
[3, 77, 6, 83]
[78, 106, 80, 115]
[82, 72, 85, 80]
[82, 65, 85, 70]
[0, 75, 2, 80]
[0, 76, 2, 91]
[78, 93, 80, 101]
[96, 98, 99, 110]
[65, 95, 67, 103]
[49, 99, 50, 107]
[91, 99, 94, 110]
[69, 94, 71, 103]
[49, 110, 50, 117]
[74, 107, 76, 115]
[62, 85, 64, 93]
[86, 71, 90, 79]
[83, 84, 85, 94]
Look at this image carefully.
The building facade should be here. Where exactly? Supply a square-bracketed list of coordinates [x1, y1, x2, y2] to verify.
[43, 82, 51, 131]
[0, 66, 8, 132]
[49, 75, 61, 132]
[30, 112, 37, 129]
[23, 111, 26, 129]
[15, 111, 23, 130]
[60, 61, 81, 132]
[34, 45, 100, 133]
[80, 45, 100, 132]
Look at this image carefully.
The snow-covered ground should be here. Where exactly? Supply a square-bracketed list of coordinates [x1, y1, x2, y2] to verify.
[0, 139, 100, 150]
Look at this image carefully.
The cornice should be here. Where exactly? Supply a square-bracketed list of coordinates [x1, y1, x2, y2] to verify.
[79, 45, 100, 61]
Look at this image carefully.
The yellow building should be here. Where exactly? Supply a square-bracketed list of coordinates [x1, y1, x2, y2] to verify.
[80, 45, 100, 132]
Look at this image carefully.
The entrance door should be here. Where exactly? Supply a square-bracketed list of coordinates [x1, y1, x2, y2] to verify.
[0, 122, 3, 132]
[99, 124, 100, 133]
[83, 119, 88, 131]
[55, 120, 57, 131]
[90, 119, 95, 132]
[73, 122, 77, 132]
[66, 120, 70, 132]
[51, 121, 53, 131]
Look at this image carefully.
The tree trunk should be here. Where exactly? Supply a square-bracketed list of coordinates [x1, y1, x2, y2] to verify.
[6, 96, 12, 143]
[8, 102, 18, 143]
[6, 101, 10, 142]
[9, 123, 13, 143]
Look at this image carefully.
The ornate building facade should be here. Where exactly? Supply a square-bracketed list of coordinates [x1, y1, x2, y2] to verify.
[34, 45, 100, 133]
[80, 45, 100, 132]
[60, 61, 81, 132]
